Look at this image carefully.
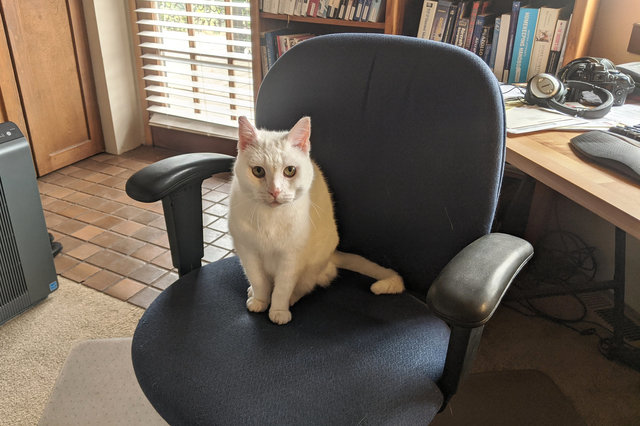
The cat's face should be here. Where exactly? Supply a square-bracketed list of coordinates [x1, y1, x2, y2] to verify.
[234, 116, 314, 207]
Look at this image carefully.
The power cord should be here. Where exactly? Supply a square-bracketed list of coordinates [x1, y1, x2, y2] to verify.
[504, 197, 638, 358]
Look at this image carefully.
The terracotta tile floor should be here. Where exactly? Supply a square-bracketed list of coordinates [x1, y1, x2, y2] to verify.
[39, 146, 234, 309]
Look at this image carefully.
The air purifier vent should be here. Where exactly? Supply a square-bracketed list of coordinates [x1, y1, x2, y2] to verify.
[0, 121, 57, 325]
[0, 177, 31, 321]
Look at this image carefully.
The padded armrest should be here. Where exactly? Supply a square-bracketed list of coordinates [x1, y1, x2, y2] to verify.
[126, 153, 235, 203]
[125, 152, 235, 276]
[427, 233, 533, 328]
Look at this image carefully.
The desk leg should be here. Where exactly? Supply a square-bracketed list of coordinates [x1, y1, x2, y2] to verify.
[604, 227, 640, 371]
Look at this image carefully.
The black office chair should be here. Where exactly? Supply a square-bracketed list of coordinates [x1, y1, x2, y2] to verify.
[126, 34, 533, 424]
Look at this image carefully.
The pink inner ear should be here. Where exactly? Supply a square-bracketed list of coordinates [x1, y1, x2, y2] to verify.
[289, 117, 311, 153]
[238, 116, 257, 151]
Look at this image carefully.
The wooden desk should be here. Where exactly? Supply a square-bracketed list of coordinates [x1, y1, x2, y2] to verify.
[506, 129, 640, 371]
[506, 130, 640, 241]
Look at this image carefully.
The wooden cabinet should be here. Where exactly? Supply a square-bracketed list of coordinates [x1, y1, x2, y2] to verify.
[0, 0, 103, 176]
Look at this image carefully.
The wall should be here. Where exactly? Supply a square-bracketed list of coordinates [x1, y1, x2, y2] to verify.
[589, 0, 640, 64]
[82, 0, 144, 155]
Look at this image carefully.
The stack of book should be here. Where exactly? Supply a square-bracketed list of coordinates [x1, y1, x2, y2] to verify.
[260, 0, 387, 23]
[416, 1, 573, 83]
[259, 30, 316, 75]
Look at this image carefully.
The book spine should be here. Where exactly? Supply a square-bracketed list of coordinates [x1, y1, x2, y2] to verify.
[361, 0, 373, 21]
[451, 1, 469, 44]
[545, 18, 568, 74]
[492, 13, 510, 80]
[453, 18, 469, 47]
[464, 1, 481, 49]
[264, 30, 281, 70]
[478, 22, 494, 59]
[367, 0, 384, 22]
[430, 1, 452, 42]
[469, 13, 488, 54]
[488, 16, 501, 69]
[526, 7, 560, 80]
[502, 0, 521, 82]
[555, 14, 573, 74]
[417, 1, 439, 39]
[508, 8, 539, 84]
[442, 4, 459, 44]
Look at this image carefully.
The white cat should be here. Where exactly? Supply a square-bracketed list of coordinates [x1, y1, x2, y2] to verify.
[228, 116, 404, 325]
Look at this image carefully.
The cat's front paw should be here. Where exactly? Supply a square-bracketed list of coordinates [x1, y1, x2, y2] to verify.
[269, 309, 292, 325]
[370, 274, 405, 295]
[246, 296, 268, 312]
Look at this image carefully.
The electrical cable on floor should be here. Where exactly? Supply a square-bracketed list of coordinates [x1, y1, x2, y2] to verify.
[503, 197, 639, 358]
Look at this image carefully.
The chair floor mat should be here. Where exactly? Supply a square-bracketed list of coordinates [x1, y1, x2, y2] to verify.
[41, 340, 583, 425]
[431, 369, 585, 426]
[39, 338, 166, 426]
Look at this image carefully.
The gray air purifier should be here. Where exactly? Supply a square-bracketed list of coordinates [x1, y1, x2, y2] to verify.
[0, 121, 58, 325]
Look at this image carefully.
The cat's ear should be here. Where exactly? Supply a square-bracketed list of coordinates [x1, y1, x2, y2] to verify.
[288, 116, 311, 153]
[238, 116, 257, 152]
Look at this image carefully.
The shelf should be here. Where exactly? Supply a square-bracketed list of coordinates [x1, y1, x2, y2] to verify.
[259, 12, 386, 30]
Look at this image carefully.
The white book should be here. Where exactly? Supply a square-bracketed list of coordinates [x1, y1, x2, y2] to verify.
[526, 7, 561, 80]
[417, 1, 438, 39]
[492, 12, 511, 81]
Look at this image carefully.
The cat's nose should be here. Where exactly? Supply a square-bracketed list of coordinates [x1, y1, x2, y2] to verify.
[269, 188, 281, 199]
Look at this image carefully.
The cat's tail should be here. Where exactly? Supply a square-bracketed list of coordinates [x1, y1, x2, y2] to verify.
[331, 251, 405, 295]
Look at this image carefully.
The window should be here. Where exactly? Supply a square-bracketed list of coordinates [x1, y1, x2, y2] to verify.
[133, 0, 254, 137]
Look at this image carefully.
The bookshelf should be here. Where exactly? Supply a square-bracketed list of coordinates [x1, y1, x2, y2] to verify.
[250, 0, 407, 97]
[250, 0, 600, 96]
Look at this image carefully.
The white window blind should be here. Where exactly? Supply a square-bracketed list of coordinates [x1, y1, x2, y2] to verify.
[134, 0, 254, 134]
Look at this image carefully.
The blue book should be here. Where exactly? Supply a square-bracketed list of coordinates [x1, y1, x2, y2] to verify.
[502, 1, 521, 82]
[488, 16, 501, 69]
[508, 7, 539, 84]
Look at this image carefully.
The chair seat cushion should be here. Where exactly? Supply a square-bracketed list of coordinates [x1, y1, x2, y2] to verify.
[132, 257, 450, 425]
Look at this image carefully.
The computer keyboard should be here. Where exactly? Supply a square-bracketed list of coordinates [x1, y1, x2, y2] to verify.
[608, 124, 640, 142]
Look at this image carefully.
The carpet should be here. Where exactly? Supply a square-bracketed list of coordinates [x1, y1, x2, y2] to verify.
[38, 338, 165, 425]
[0, 277, 143, 426]
[39, 338, 582, 426]
[432, 370, 585, 426]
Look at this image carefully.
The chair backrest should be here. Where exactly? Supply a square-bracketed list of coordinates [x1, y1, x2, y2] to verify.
[255, 34, 505, 297]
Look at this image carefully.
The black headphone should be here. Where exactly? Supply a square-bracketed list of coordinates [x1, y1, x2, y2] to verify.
[524, 73, 614, 119]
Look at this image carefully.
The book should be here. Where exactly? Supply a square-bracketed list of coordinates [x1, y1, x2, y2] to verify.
[441, 3, 460, 44]
[361, 0, 373, 21]
[464, 1, 482, 49]
[451, 1, 471, 45]
[453, 18, 470, 47]
[492, 12, 511, 80]
[469, 13, 493, 54]
[367, 0, 386, 22]
[429, 1, 453, 42]
[546, 17, 569, 74]
[417, 0, 438, 39]
[316, 0, 329, 17]
[502, 1, 521, 82]
[508, 7, 540, 84]
[487, 16, 501, 68]
[555, 14, 573, 75]
[264, 28, 292, 70]
[277, 33, 314, 58]
[526, 7, 561, 80]
[276, 33, 312, 58]
[306, 0, 320, 16]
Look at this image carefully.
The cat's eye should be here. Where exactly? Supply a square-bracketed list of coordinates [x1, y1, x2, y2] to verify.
[283, 166, 296, 177]
[251, 166, 265, 178]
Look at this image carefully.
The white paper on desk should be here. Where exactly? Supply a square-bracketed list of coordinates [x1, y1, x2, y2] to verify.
[506, 105, 588, 134]
[555, 102, 640, 130]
